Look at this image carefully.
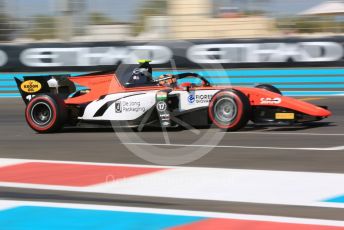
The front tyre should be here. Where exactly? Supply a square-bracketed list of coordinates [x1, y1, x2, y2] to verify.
[25, 94, 66, 133]
[208, 90, 251, 131]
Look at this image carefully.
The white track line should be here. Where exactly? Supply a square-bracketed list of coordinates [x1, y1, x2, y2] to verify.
[0, 158, 24, 168]
[223, 131, 344, 136]
[1, 200, 344, 226]
[0, 201, 18, 211]
[123, 142, 344, 151]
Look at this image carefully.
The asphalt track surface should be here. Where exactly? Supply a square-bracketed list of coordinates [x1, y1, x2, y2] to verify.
[1, 97, 344, 221]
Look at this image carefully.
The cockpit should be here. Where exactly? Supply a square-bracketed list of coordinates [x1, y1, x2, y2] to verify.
[116, 60, 158, 87]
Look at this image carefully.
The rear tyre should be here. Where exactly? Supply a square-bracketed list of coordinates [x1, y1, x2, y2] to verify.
[208, 90, 251, 131]
[25, 94, 66, 133]
[255, 84, 282, 95]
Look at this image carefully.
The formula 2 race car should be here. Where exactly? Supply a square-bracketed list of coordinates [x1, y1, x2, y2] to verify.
[15, 60, 331, 133]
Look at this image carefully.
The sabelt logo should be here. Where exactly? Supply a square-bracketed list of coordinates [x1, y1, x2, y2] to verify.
[20, 80, 42, 93]
[260, 97, 282, 104]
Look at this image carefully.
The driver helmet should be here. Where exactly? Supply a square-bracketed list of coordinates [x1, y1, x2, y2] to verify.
[130, 67, 153, 83]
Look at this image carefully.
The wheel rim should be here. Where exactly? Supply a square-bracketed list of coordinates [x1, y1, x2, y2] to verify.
[214, 97, 237, 123]
[30, 102, 52, 126]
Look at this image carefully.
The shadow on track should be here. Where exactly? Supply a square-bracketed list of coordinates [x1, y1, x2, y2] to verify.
[57, 122, 335, 133]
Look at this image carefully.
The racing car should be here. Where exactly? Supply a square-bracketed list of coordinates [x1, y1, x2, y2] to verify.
[15, 60, 331, 133]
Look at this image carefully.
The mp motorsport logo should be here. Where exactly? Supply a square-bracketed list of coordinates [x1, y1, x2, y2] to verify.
[188, 94, 195, 103]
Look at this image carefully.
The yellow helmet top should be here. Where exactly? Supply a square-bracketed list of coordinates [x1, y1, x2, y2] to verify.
[138, 59, 152, 64]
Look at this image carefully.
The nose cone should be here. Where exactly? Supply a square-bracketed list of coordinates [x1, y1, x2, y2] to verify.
[315, 106, 332, 117]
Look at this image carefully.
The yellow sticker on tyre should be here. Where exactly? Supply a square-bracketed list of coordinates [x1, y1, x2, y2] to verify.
[20, 80, 42, 93]
[275, 113, 295, 119]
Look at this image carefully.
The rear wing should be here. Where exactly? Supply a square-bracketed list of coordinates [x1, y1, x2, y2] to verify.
[14, 75, 76, 104]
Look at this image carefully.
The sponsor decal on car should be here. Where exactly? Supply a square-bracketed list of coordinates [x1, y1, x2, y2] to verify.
[260, 97, 282, 105]
[275, 113, 295, 119]
[156, 101, 170, 127]
[120, 101, 146, 113]
[115, 102, 122, 113]
[156, 92, 167, 101]
[159, 113, 170, 121]
[20, 80, 42, 93]
[187, 94, 195, 103]
[161, 121, 170, 126]
[156, 101, 167, 112]
[195, 94, 212, 103]
[188, 93, 213, 104]
[25, 95, 34, 101]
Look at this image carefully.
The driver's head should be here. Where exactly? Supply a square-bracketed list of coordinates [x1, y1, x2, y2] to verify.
[138, 60, 153, 75]
[130, 67, 153, 83]
[140, 68, 153, 81]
